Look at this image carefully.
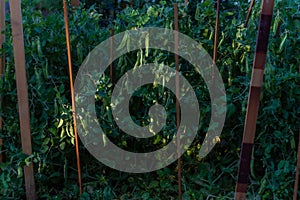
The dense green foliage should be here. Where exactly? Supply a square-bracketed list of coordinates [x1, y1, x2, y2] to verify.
[0, 0, 299, 199]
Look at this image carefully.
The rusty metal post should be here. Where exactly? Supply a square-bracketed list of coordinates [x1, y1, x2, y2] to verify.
[244, 0, 255, 28]
[63, 0, 82, 194]
[213, 0, 221, 84]
[174, 3, 182, 200]
[71, 0, 80, 7]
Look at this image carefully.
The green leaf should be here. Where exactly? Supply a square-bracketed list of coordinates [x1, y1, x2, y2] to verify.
[60, 142, 66, 150]
[142, 192, 150, 200]
[149, 180, 159, 188]
[25, 155, 34, 166]
[226, 103, 236, 119]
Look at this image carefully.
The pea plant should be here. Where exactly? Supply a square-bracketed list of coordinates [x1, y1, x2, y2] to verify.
[0, 0, 299, 199]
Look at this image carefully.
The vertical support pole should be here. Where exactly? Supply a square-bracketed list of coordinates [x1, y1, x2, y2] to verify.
[293, 67, 300, 200]
[63, 0, 82, 195]
[184, 0, 189, 6]
[71, 0, 80, 7]
[9, 0, 36, 199]
[174, 3, 182, 200]
[110, 27, 114, 85]
[0, 0, 6, 164]
[234, 1, 274, 199]
[213, 0, 220, 82]
[244, 0, 255, 28]
[0, 138, 2, 164]
[113, 0, 117, 19]
[293, 129, 300, 200]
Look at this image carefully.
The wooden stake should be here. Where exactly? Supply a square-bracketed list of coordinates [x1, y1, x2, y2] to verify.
[244, 0, 255, 28]
[174, 3, 182, 200]
[293, 66, 300, 200]
[9, 0, 36, 199]
[234, 1, 274, 199]
[63, 0, 82, 195]
[293, 129, 300, 200]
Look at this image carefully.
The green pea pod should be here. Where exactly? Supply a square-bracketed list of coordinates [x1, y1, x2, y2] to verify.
[17, 166, 23, 178]
[273, 10, 280, 35]
[69, 123, 74, 137]
[134, 51, 140, 68]
[278, 32, 287, 53]
[126, 32, 131, 53]
[258, 173, 268, 194]
[77, 43, 83, 64]
[64, 158, 68, 180]
[54, 99, 58, 115]
[58, 118, 64, 128]
[218, 32, 224, 48]
[140, 49, 143, 66]
[66, 123, 72, 138]
[290, 136, 295, 149]
[250, 148, 256, 179]
[60, 128, 65, 138]
[209, 29, 213, 40]
[117, 31, 128, 51]
[195, 4, 201, 21]
[37, 37, 43, 58]
[43, 58, 49, 78]
[34, 67, 42, 89]
[145, 32, 149, 57]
